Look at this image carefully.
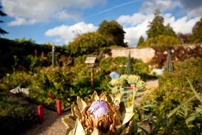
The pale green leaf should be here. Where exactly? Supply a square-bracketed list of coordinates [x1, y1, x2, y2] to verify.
[122, 112, 134, 125]
[91, 127, 99, 135]
[75, 119, 85, 135]
[62, 117, 76, 128]
[77, 96, 87, 111]
[91, 91, 99, 100]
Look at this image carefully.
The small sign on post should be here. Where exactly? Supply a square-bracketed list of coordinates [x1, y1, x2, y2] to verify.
[85, 57, 97, 91]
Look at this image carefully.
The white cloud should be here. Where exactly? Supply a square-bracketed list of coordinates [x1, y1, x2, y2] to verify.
[53, 10, 82, 21]
[140, 0, 180, 13]
[7, 17, 36, 26]
[124, 21, 149, 46]
[118, 12, 200, 46]
[164, 15, 201, 34]
[1, 0, 106, 26]
[117, 13, 153, 26]
[117, 13, 154, 46]
[45, 22, 98, 44]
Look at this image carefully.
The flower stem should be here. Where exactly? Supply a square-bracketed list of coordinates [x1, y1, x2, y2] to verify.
[132, 85, 138, 112]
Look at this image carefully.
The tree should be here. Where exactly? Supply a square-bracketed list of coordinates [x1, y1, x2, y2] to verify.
[141, 35, 181, 48]
[146, 9, 165, 38]
[146, 9, 176, 38]
[177, 32, 190, 43]
[188, 17, 202, 43]
[66, 32, 108, 57]
[137, 36, 144, 48]
[164, 23, 176, 37]
[97, 20, 127, 47]
[0, 6, 8, 37]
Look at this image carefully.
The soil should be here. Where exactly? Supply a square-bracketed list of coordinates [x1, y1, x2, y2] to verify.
[21, 79, 159, 135]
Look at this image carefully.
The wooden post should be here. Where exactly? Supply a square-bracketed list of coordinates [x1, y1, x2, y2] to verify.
[37, 105, 43, 123]
[85, 57, 96, 91]
[91, 67, 94, 91]
[51, 45, 55, 69]
[57, 100, 61, 115]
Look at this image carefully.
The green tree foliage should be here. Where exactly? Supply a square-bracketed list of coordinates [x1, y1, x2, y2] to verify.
[66, 32, 108, 57]
[137, 35, 144, 48]
[164, 23, 176, 37]
[139, 35, 181, 48]
[0, 6, 8, 37]
[97, 20, 127, 47]
[146, 9, 165, 38]
[188, 17, 202, 43]
[146, 9, 176, 38]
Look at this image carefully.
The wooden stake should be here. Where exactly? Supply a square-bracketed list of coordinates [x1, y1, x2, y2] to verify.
[37, 105, 43, 123]
[57, 100, 61, 115]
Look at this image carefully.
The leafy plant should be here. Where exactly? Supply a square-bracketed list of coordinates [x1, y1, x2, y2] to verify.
[30, 66, 75, 109]
[1, 71, 32, 91]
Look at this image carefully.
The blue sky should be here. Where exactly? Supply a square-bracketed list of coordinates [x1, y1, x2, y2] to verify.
[1, 0, 202, 47]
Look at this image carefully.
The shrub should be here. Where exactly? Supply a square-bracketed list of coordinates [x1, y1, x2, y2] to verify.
[30, 66, 75, 109]
[0, 93, 37, 135]
[1, 71, 33, 91]
[150, 58, 202, 133]
[138, 35, 181, 48]
[152, 57, 202, 116]
[99, 57, 151, 81]
[159, 57, 202, 90]
[66, 32, 108, 57]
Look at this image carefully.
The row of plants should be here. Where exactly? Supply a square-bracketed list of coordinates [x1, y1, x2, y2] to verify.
[0, 56, 151, 109]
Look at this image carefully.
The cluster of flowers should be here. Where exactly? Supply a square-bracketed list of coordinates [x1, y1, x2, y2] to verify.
[111, 74, 145, 90]
[48, 93, 54, 99]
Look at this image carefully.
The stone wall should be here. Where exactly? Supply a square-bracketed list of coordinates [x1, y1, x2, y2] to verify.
[111, 47, 155, 63]
[110, 44, 202, 63]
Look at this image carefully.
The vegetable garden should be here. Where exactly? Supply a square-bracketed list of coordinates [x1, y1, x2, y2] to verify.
[0, 38, 202, 134]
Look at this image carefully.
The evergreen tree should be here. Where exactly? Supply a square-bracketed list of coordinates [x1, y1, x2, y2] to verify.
[188, 17, 202, 43]
[146, 9, 165, 38]
[164, 23, 176, 37]
[97, 20, 127, 47]
[146, 9, 176, 38]
[0, 6, 8, 37]
[137, 35, 144, 48]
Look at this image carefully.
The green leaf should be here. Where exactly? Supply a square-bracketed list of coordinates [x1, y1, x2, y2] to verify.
[167, 95, 196, 119]
[186, 77, 202, 104]
[62, 117, 76, 128]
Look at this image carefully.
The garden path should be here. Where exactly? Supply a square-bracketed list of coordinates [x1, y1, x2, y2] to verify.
[21, 79, 158, 135]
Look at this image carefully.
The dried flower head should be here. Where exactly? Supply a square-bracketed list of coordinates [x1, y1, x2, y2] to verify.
[62, 91, 135, 135]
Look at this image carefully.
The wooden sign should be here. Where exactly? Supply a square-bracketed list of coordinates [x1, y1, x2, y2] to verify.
[85, 57, 96, 64]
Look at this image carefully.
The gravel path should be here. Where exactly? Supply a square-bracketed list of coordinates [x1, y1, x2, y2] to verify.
[21, 79, 158, 135]
[22, 107, 71, 135]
